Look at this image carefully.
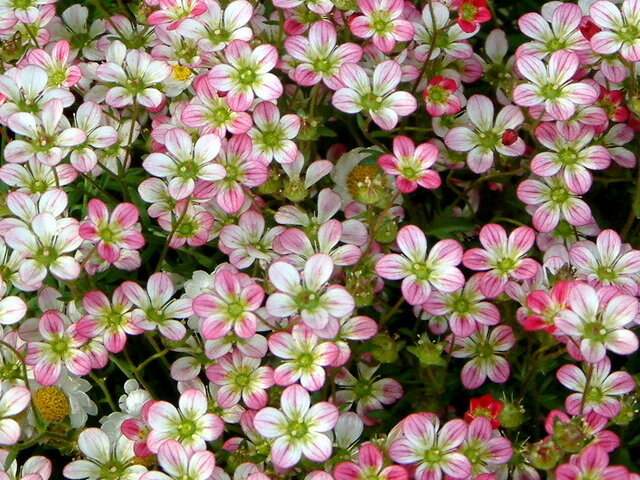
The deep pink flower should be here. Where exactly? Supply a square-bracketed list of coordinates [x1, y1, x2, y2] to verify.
[79, 199, 145, 263]
[422, 76, 462, 117]
[349, 0, 414, 53]
[555, 445, 630, 480]
[376, 225, 465, 305]
[462, 224, 538, 298]
[459, 417, 512, 476]
[523, 280, 571, 332]
[378, 136, 441, 193]
[147, 0, 207, 30]
[334, 444, 408, 480]
[454, 0, 492, 33]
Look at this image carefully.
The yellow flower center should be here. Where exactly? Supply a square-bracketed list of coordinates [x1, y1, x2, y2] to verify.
[32, 386, 71, 423]
[172, 65, 192, 81]
[346, 165, 384, 199]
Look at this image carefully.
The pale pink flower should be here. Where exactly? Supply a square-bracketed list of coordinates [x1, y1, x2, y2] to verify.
[63, 428, 146, 480]
[219, 211, 284, 269]
[143, 128, 225, 201]
[26, 40, 81, 88]
[555, 445, 630, 480]
[462, 224, 539, 298]
[349, 0, 414, 53]
[513, 51, 598, 121]
[376, 225, 464, 305]
[517, 3, 590, 57]
[79, 199, 144, 263]
[192, 269, 264, 339]
[0, 281, 27, 326]
[413, 2, 475, 61]
[334, 363, 403, 426]
[3, 212, 82, 285]
[0, 65, 75, 120]
[206, 350, 274, 409]
[517, 175, 592, 232]
[141, 439, 215, 480]
[389, 413, 471, 480]
[530, 123, 611, 194]
[121, 272, 193, 341]
[147, 0, 207, 30]
[147, 388, 224, 454]
[254, 384, 339, 469]
[422, 273, 500, 338]
[25, 310, 92, 386]
[450, 325, 515, 389]
[176, 0, 253, 52]
[0, 384, 30, 446]
[208, 40, 282, 111]
[156, 203, 214, 249]
[0, 159, 77, 196]
[378, 136, 441, 193]
[70, 101, 119, 173]
[557, 356, 635, 417]
[284, 20, 362, 90]
[332, 61, 417, 131]
[248, 101, 300, 165]
[334, 443, 408, 480]
[444, 95, 526, 173]
[266, 253, 354, 330]
[569, 229, 640, 295]
[96, 40, 172, 110]
[76, 287, 142, 353]
[590, 0, 640, 62]
[269, 324, 339, 391]
[4, 98, 86, 165]
[181, 77, 252, 137]
[555, 283, 638, 363]
[459, 417, 513, 477]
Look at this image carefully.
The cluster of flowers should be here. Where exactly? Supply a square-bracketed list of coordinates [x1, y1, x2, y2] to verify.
[0, 0, 639, 478]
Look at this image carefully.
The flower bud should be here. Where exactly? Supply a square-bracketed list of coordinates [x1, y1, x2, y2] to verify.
[498, 398, 526, 428]
[527, 438, 562, 471]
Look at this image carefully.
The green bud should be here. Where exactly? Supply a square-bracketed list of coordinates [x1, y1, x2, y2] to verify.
[370, 333, 401, 363]
[407, 335, 446, 367]
[283, 178, 308, 202]
[527, 438, 562, 471]
[498, 399, 526, 429]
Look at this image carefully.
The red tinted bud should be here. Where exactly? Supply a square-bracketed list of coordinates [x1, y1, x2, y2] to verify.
[501, 129, 518, 146]
[580, 20, 600, 40]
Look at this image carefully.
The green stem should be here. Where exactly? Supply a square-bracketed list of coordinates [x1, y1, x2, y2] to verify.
[135, 348, 169, 373]
[89, 372, 118, 411]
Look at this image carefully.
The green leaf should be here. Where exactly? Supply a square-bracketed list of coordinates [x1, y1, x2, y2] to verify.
[425, 213, 475, 239]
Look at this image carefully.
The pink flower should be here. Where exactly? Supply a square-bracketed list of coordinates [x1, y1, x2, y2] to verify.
[147, 388, 224, 454]
[376, 225, 465, 305]
[413, 2, 475, 60]
[70, 101, 119, 173]
[157, 203, 214, 249]
[555, 445, 630, 480]
[332, 61, 417, 131]
[25, 310, 92, 386]
[389, 413, 471, 480]
[459, 417, 512, 476]
[569, 229, 640, 295]
[462, 224, 538, 298]
[454, 0, 492, 33]
[192, 269, 264, 340]
[557, 356, 635, 417]
[140, 439, 215, 480]
[147, 0, 207, 30]
[517, 175, 592, 232]
[422, 273, 500, 338]
[266, 253, 354, 331]
[590, 0, 640, 62]
[269, 324, 339, 391]
[143, 128, 226, 200]
[422, 76, 463, 117]
[208, 40, 282, 111]
[450, 325, 515, 389]
[334, 363, 403, 425]
[334, 443, 408, 480]
[444, 95, 525, 173]
[555, 283, 639, 363]
[206, 350, 274, 409]
[26, 40, 82, 88]
[121, 272, 193, 341]
[530, 123, 611, 194]
[248, 101, 300, 165]
[513, 51, 598, 121]
[523, 280, 571, 332]
[0, 384, 31, 446]
[79, 199, 145, 263]
[76, 287, 142, 353]
[254, 384, 339, 469]
[285, 20, 363, 90]
[378, 136, 441, 193]
[349, 0, 414, 53]
[96, 41, 171, 110]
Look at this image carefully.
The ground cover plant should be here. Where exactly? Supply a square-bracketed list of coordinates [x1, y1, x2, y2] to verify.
[1, 0, 640, 478]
